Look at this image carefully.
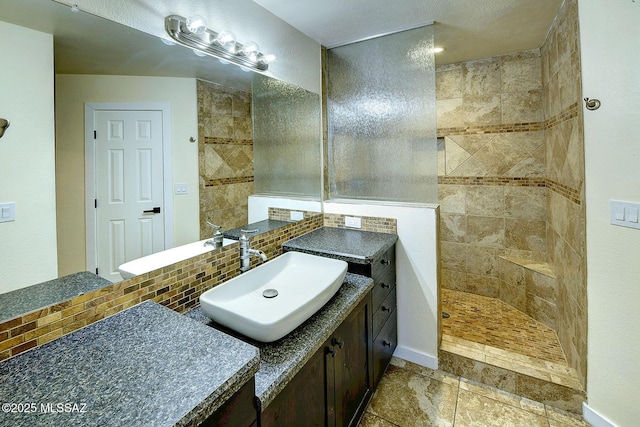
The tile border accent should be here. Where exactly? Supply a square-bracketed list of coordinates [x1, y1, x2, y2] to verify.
[544, 102, 579, 130]
[203, 136, 253, 145]
[545, 179, 581, 205]
[0, 214, 323, 362]
[437, 176, 581, 205]
[204, 176, 254, 187]
[437, 122, 544, 138]
[438, 176, 547, 187]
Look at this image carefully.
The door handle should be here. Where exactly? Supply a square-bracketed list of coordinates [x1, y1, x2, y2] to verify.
[143, 207, 161, 214]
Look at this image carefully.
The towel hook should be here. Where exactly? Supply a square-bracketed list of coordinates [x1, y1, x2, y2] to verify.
[0, 119, 9, 139]
[584, 97, 601, 111]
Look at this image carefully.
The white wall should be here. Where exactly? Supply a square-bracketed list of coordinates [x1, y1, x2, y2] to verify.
[323, 201, 440, 369]
[55, 74, 199, 276]
[55, 0, 322, 94]
[579, 1, 640, 426]
[0, 22, 57, 293]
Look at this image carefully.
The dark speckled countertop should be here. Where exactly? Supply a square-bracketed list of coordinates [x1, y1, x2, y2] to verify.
[185, 272, 374, 411]
[0, 272, 112, 323]
[282, 226, 398, 265]
[0, 301, 259, 427]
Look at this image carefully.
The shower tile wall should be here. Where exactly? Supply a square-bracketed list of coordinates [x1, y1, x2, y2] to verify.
[438, 0, 587, 388]
[542, 0, 587, 387]
[437, 50, 548, 302]
[197, 80, 254, 238]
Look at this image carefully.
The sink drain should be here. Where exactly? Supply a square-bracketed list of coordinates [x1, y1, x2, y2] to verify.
[263, 289, 278, 298]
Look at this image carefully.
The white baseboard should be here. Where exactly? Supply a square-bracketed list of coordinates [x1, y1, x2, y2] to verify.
[583, 402, 618, 427]
[393, 345, 438, 370]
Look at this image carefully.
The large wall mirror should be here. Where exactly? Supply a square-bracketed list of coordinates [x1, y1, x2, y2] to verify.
[0, 0, 322, 317]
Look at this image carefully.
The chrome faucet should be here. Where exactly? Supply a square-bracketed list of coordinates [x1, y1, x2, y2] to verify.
[204, 221, 223, 249]
[239, 229, 268, 273]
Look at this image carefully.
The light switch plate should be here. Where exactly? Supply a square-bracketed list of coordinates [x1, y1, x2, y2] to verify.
[344, 216, 362, 228]
[0, 202, 16, 223]
[290, 211, 304, 221]
[174, 183, 189, 195]
[610, 200, 640, 230]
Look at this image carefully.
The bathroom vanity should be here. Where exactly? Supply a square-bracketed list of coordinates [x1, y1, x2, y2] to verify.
[283, 227, 399, 388]
[0, 301, 259, 427]
[0, 227, 397, 427]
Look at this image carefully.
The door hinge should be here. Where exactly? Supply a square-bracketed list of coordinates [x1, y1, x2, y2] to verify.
[94, 199, 97, 208]
[95, 268, 99, 275]
[93, 130, 97, 139]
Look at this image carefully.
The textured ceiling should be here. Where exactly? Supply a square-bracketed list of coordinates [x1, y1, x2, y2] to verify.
[251, 0, 564, 64]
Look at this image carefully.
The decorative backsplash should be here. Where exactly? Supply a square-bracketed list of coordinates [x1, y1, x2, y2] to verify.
[0, 211, 324, 361]
[323, 213, 397, 234]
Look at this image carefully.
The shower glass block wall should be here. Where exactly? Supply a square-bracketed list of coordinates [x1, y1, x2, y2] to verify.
[252, 74, 322, 199]
[327, 25, 437, 203]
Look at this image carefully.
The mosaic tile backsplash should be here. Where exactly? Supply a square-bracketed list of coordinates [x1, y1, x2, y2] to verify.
[0, 211, 324, 361]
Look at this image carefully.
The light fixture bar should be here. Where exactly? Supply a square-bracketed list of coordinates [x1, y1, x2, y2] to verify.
[165, 15, 270, 71]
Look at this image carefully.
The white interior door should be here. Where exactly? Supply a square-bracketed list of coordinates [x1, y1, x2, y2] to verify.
[94, 110, 165, 281]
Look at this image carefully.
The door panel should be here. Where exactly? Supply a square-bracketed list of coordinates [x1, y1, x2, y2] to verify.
[95, 110, 164, 282]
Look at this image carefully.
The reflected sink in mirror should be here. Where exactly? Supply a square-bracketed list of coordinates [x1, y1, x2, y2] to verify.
[200, 251, 347, 342]
[118, 238, 237, 279]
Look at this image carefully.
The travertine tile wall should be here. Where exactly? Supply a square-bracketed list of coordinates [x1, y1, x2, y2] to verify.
[542, 0, 587, 387]
[437, 50, 548, 301]
[439, 0, 586, 388]
[0, 212, 323, 361]
[197, 80, 254, 237]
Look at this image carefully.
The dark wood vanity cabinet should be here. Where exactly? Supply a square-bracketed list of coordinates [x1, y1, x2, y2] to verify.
[348, 245, 398, 388]
[261, 297, 370, 427]
[200, 377, 258, 427]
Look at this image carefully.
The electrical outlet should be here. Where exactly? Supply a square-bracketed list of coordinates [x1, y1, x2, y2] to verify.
[290, 211, 304, 221]
[344, 216, 362, 228]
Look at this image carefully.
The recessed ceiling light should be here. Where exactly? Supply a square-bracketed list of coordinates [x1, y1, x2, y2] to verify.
[434, 47, 445, 53]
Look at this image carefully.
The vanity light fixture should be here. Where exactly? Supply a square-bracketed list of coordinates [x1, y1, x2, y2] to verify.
[165, 15, 275, 71]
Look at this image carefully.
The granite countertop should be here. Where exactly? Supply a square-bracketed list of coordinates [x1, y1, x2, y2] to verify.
[223, 219, 291, 240]
[282, 226, 398, 265]
[0, 272, 112, 323]
[185, 272, 374, 411]
[0, 301, 260, 427]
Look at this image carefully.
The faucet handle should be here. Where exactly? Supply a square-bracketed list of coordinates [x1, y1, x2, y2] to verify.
[206, 221, 221, 231]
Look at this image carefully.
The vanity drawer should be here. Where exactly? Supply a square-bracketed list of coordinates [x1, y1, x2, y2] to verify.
[373, 290, 396, 338]
[372, 246, 395, 280]
[371, 268, 395, 310]
[372, 311, 397, 387]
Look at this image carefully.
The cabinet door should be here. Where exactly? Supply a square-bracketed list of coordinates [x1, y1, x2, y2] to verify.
[333, 298, 370, 427]
[261, 344, 328, 427]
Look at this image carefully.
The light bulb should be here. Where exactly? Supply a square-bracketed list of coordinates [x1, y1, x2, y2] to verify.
[262, 54, 276, 64]
[214, 30, 236, 53]
[240, 41, 260, 62]
[186, 15, 207, 34]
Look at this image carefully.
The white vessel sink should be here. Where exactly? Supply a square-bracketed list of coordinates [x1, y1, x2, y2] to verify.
[118, 238, 236, 279]
[199, 251, 348, 342]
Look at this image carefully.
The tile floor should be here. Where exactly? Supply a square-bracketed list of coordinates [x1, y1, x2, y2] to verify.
[359, 357, 592, 427]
